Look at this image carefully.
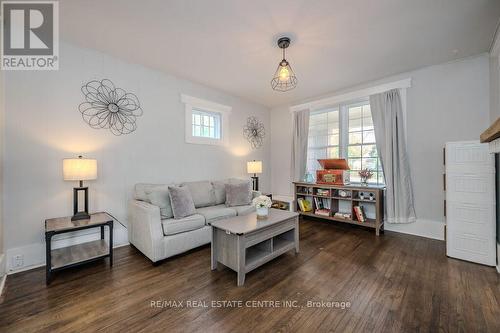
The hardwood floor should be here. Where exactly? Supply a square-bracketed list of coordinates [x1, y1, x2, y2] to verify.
[0, 218, 498, 333]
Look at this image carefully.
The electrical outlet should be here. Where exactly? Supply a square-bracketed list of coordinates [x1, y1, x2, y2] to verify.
[12, 254, 24, 268]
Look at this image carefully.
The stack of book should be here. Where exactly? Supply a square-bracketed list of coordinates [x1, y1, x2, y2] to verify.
[297, 198, 313, 212]
[314, 197, 330, 216]
[316, 189, 330, 197]
[333, 212, 351, 220]
[353, 206, 366, 222]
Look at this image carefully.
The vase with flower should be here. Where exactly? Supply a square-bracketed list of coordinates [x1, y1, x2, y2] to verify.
[358, 169, 373, 186]
[252, 195, 273, 219]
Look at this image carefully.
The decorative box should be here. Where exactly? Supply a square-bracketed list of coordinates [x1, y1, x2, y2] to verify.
[316, 159, 350, 185]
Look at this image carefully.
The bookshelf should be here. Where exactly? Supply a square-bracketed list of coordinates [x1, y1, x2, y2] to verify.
[293, 182, 385, 236]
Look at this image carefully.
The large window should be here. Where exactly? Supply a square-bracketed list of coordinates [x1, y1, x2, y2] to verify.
[181, 94, 231, 146]
[307, 100, 384, 185]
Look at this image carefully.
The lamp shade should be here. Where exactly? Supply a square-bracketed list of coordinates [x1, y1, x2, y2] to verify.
[63, 158, 97, 181]
[247, 161, 262, 174]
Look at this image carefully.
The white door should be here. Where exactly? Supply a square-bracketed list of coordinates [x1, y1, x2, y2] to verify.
[445, 141, 496, 266]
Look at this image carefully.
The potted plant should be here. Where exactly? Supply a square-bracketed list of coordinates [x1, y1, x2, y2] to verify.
[252, 195, 272, 219]
[358, 169, 374, 186]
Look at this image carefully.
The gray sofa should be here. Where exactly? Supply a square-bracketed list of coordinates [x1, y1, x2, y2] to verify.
[128, 180, 259, 264]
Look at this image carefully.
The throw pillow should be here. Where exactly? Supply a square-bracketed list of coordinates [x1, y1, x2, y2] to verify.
[225, 181, 252, 207]
[168, 186, 196, 219]
[212, 180, 227, 205]
[181, 181, 216, 208]
[146, 188, 174, 219]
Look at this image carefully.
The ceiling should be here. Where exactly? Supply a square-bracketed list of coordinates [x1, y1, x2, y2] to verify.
[60, 0, 500, 108]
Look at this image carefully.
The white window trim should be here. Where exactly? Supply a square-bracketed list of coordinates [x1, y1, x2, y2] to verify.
[181, 94, 232, 146]
[289, 78, 411, 112]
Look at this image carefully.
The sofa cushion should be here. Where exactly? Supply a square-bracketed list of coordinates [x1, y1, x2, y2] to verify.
[212, 180, 227, 205]
[196, 204, 237, 224]
[161, 214, 206, 236]
[168, 186, 196, 219]
[182, 181, 216, 208]
[134, 183, 170, 202]
[225, 181, 252, 207]
[146, 188, 174, 219]
[231, 205, 256, 216]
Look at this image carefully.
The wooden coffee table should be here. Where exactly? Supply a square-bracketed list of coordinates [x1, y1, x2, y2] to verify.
[210, 209, 299, 286]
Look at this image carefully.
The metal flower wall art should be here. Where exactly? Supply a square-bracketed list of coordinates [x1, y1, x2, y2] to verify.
[79, 79, 143, 135]
[243, 116, 265, 149]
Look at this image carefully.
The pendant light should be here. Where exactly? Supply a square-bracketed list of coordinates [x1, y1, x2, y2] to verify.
[271, 37, 298, 92]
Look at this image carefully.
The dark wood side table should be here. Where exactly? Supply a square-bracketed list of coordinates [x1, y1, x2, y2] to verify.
[45, 212, 115, 284]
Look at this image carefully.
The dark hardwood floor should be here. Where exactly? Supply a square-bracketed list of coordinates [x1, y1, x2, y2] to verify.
[0, 218, 498, 333]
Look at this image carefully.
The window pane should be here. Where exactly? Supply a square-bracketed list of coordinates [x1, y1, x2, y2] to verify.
[308, 135, 328, 148]
[349, 132, 362, 144]
[194, 125, 201, 136]
[362, 144, 377, 158]
[349, 106, 362, 120]
[363, 130, 376, 144]
[362, 157, 378, 170]
[327, 147, 339, 158]
[350, 171, 361, 183]
[348, 145, 361, 158]
[348, 158, 361, 170]
[349, 118, 362, 132]
[328, 134, 339, 146]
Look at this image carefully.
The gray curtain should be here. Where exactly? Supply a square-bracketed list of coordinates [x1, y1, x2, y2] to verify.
[370, 89, 416, 223]
[291, 109, 310, 182]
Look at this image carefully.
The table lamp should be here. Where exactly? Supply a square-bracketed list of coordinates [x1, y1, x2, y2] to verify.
[63, 156, 97, 221]
[247, 160, 262, 191]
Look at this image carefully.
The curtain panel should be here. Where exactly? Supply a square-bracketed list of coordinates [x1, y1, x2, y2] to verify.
[291, 109, 310, 183]
[370, 89, 416, 224]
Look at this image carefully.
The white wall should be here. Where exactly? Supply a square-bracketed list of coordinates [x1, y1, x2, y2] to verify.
[271, 54, 490, 240]
[4, 42, 270, 272]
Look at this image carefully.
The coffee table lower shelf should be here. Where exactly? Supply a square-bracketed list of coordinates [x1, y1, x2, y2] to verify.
[211, 210, 300, 286]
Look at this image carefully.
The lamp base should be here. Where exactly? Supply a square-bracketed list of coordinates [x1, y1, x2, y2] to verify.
[72, 186, 90, 221]
[251, 176, 259, 191]
[71, 211, 91, 221]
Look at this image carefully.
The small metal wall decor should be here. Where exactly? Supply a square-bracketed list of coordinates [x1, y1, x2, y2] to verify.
[243, 116, 265, 149]
[79, 79, 143, 136]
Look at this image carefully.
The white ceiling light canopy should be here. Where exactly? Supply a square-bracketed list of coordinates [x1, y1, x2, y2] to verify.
[271, 37, 298, 92]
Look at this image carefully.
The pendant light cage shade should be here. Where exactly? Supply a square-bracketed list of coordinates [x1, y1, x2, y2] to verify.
[271, 37, 298, 92]
[271, 60, 298, 92]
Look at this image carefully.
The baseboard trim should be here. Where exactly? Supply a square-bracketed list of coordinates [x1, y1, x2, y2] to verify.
[0, 254, 5, 296]
[384, 219, 445, 241]
[0, 274, 6, 297]
[6, 223, 129, 274]
[497, 242, 500, 274]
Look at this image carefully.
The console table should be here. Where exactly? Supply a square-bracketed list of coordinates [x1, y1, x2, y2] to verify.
[45, 212, 115, 284]
[293, 182, 385, 235]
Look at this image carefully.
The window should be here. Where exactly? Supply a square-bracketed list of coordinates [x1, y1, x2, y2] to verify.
[307, 108, 340, 173]
[181, 94, 231, 145]
[192, 109, 221, 139]
[307, 100, 384, 185]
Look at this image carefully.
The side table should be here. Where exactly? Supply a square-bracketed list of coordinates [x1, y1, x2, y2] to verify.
[45, 212, 115, 284]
